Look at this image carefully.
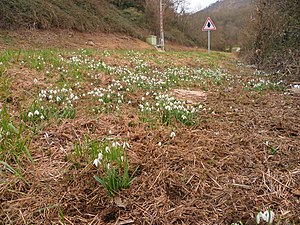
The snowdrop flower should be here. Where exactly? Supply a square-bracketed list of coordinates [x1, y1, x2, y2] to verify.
[33, 78, 38, 84]
[121, 156, 124, 162]
[107, 163, 110, 170]
[170, 131, 176, 138]
[28, 112, 33, 118]
[123, 142, 130, 149]
[158, 142, 162, 146]
[40, 115, 45, 120]
[256, 209, 275, 224]
[105, 146, 110, 153]
[98, 153, 103, 161]
[56, 96, 61, 102]
[34, 110, 40, 115]
[93, 159, 99, 167]
[112, 142, 121, 147]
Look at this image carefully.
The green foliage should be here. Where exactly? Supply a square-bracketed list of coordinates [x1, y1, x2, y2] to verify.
[241, 0, 300, 80]
[0, 0, 140, 37]
[72, 135, 101, 163]
[72, 137, 134, 196]
[93, 141, 133, 196]
[0, 104, 32, 163]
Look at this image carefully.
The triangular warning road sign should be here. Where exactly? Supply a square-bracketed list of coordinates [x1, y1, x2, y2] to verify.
[202, 17, 216, 31]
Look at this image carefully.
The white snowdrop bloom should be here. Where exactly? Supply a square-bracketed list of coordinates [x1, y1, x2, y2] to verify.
[141, 97, 145, 101]
[158, 142, 162, 146]
[70, 93, 74, 99]
[170, 132, 176, 138]
[98, 152, 103, 161]
[112, 142, 121, 147]
[107, 163, 110, 170]
[48, 95, 53, 100]
[56, 96, 61, 102]
[123, 142, 130, 149]
[128, 101, 131, 104]
[105, 146, 110, 153]
[33, 78, 38, 84]
[40, 115, 45, 120]
[256, 209, 275, 224]
[165, 105, 171, 111]
[28, 112, 33, 118]
[34, 110, 40, 115]
[118, 100, 122, 104]
[93, 158, 99, 167]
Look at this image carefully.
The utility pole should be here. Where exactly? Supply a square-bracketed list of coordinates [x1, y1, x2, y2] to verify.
[159, 0, 165, 51]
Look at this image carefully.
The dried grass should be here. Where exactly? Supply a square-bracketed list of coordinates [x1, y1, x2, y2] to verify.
[1, 49, 299, 225]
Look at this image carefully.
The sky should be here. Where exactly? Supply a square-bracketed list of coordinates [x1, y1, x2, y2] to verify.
[186, 0, 219, 12]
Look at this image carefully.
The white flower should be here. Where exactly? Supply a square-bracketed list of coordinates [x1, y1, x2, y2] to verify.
[56, 96, 61, 102]
[98, 153, 103, 161]
[34, 110, 40, 115]
[33, 78, 38, 84]
[112, 142, 121, 147]
[121, 156, 124, 162]
[40, 115, 45, 120]
[28, 112, 33, 118]
[158, 142, 162, 146]
[256, 209, 275, 224]
[170, 131, 176, 138]
[93, 159, 99, 167]
[123, 142, 130, 149]
[105, 146, 110, 153]
[107, 163, 110, 170]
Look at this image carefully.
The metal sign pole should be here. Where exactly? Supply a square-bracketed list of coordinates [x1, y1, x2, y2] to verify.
[208, 30, 210, 53]
[202, 17, 216, 53]
[159, 0, 165, 51]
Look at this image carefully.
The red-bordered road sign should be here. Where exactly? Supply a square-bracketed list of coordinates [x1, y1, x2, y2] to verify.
[202, 17, 217, 31]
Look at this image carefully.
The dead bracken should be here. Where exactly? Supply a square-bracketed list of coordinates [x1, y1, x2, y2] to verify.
[0, 40, 299, 225]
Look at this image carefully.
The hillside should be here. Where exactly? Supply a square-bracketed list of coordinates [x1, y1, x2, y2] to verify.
[186, 0, 254, 51]
[0, 0, 195, 46]
[0, 0, 143, 36]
